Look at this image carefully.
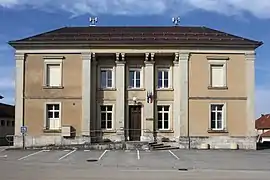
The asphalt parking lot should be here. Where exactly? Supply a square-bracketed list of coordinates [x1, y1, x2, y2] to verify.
[1, 148, 270, 179]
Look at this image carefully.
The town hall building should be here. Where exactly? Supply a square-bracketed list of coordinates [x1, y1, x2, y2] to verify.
[9, 24, 262, 149]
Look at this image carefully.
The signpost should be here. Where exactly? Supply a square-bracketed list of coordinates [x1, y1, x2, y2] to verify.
[21, 126, 27, 150]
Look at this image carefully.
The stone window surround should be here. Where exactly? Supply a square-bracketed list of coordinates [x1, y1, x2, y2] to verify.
[155, 65, 173, 90]
[97, 102, 116, 133]
[208, 103, 227, 133]
[207, 56, 229, 90]
[43, 57, 64, 89]
[97, 66, 116, 90]
[43, 102, 62, 133]
[128, 67, 143, 89]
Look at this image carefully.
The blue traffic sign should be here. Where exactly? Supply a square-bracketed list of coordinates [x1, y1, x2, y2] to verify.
[21, 126, 27, 134]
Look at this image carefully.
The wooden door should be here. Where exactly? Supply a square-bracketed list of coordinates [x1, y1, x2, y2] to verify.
[129, 106, 141, 141]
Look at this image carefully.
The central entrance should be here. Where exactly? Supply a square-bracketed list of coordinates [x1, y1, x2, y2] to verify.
[128, 105, 141, 141]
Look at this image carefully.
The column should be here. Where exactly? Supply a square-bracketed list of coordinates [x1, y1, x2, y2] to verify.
[144, 53, 155, 140]
[90, 53, 97, 134]
[245, 52, 256, 138]
[115, 53, 126, 140]
[81, 52, 92, 136]
[179, 52, 190, 137]
[173, 53, 181, 138]
[15, 53, 25, 137]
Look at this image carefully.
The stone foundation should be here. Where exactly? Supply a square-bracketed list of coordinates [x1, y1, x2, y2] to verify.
[179, 136, 257, 150]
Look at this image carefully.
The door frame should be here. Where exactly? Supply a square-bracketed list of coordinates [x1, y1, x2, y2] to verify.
[127, 105, 142, 141]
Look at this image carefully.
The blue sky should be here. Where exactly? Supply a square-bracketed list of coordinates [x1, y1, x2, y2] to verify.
[0, 0, 269, 118]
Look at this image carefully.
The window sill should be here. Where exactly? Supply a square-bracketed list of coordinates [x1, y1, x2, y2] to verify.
[98, 88, 117, 91]
[156, 88, 174, 91]
[208, 86, 228, 90]
[127, 88, 145, 91]
[156, 130, 174, 133]
[207, 129, 228, 133]
[43, 86, 64, 89]
[102, 129, 117, 133]
[43, 129, 62, 133]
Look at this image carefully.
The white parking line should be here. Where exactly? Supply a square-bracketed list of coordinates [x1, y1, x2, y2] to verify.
[168, 150, 179, 160]
[18, 150, 45, 160]
[136, 149, 140, 160]
[84, 150, 90, 152]
[98, 150, 109, 160]
[59, 149, 77, 160]
[0, 155, 7, 158]
[0, 149, 6, 153]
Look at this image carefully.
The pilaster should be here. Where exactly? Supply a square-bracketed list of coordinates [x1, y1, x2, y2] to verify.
[245, 52, 256, 137]
[173, 53, 180, 138]
[15, 53, 25, 136]
[179, 52, 190, 137]
[115, 53, 126, 140]
[81, 52, 92, 136]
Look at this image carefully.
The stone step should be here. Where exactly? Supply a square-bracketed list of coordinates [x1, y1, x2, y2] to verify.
[152, 145, 171, 149]
[154, 146, 179, 150]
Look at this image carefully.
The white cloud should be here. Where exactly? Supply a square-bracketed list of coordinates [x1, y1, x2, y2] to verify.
[0, 0, 270, 18]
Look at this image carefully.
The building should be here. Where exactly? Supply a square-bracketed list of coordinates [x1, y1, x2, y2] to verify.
[256, 114, 270, 143]
[8, 25, 262, 149]
[0, 103, 15, 146]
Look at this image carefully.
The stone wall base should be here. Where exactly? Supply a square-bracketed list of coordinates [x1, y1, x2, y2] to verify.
[179, 136, 257, 150]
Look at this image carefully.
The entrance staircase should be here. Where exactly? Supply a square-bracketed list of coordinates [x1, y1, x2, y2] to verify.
[149, 142, 179, 150]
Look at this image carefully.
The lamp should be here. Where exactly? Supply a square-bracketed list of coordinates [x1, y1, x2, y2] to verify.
[132, 97, 137, 104]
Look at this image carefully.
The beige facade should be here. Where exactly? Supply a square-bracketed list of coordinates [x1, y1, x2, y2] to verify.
[12, 48, 257, 149]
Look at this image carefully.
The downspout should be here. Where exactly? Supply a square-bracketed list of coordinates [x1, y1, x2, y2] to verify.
[187, 55, 190, 150]
[22, 54, 26, 150]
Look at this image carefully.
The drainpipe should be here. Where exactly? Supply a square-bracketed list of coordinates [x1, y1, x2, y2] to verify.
[187, 55, 191, 150]
[22, 54, 26, 150]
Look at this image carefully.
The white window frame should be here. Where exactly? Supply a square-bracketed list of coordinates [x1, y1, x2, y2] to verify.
[43, 58, 63, 87]
[44, 102, 62, 130]
[208, 58, 228, 88]
[209, 103, 226, 131]
[128, 68, 142, 89]
[156, 66, 172, 89]
[99, 67, 115, 89]
[99, 104, 114, 130]
[157, 105, 171, 130]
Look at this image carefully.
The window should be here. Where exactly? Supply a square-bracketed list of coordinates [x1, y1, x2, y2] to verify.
[6, 121, 10, 127]
[45, 103, 61, 130]
[45, 64, 62, 87]
[129, 69, 141, 88]
[210, 104, 225, 130]
[100, 105, 113, 130]
[157, 105, 170, 130]
[1, 120, 5, 126]
[12, 121, 15, 127]
[157, 69, 169, 88]
[210, 64, 226, 88]
[100, 69, 113, 88]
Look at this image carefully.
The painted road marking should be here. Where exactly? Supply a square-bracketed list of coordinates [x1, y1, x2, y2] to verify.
[0, 149, 6, 153]
[0, 155, 7, 158]
[59, 149, 77, 160]
[63, 150, 70, 152]
[136, 149, 140, 160]
[168, 150, 179, 160]
[98, 150, 109, 160]
[18, 150, 45, 160]
[84, 150, 90, 152]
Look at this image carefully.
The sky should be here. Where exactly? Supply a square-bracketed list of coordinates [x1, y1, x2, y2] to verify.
[0, 0, 269, 118]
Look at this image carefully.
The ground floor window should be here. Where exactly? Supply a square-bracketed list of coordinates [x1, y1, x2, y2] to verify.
[45, 103, 61, 130]
[100, 105, 113, 130]
[157, 105, 170, 130]
[210, 104, 225, 130]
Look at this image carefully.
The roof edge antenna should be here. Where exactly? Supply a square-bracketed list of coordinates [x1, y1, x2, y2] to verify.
[89, 17, 98, 26]
[172, 17, 180, 26]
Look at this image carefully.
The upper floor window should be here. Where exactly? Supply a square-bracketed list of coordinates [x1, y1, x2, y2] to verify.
[157, 105, 170, 130]
[129, 69, 141, 88]
[45, 63, 62, 87]
[0, 120, 5, 126]
[100, 69, 113, 89]
[100, 105, 113, 130]
[210, 64, 226, 87]
[45, 103, 61, 130]
[157, 69, 169, 89]
[210, 104, 225, 130]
